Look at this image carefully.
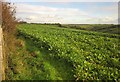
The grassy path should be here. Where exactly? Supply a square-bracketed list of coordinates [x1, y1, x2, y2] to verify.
[24, 37, 74, 80]
[7, 35, 74, 80]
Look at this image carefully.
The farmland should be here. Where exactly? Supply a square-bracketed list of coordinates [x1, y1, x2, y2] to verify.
[9, 24, 120, 80]
[61, 24, 120, 35]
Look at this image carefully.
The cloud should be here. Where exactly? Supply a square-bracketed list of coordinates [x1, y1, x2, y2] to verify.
[100, 16, 118, 24]
[86, 16, 118, 24]
[16, 3, 87, 15]
[15, 3, 89, 23]
[15, 3, 118, 24]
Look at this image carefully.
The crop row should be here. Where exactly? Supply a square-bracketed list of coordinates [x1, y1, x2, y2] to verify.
[18, 24, 120, 80]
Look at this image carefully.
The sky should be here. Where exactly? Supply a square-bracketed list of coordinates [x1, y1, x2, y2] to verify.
[5, 0, 119, 24]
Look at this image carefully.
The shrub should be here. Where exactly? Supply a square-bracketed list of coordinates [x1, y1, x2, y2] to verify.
[1, 1, 17, 79]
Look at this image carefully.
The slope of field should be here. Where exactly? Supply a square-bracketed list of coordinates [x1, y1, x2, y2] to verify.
[17, 24, 120, 80]
[61, 24, 120, 35]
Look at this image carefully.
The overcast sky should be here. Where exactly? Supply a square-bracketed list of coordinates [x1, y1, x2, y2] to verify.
[6, 0, 119, 24]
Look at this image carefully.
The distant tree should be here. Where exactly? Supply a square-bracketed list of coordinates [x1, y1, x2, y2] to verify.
[58, 23, 62, 27]
[18, 21, 27, 24]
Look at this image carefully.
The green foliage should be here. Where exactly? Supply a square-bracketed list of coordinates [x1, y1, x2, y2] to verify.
[18, 24, 120, 80]
[7, 36, 74, 80]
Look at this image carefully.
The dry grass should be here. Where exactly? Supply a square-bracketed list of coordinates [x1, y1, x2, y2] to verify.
[1, 1, 18, 79]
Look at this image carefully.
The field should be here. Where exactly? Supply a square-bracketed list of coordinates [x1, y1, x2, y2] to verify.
[61, 24, 120, 35]
[8, 24, 120, 80]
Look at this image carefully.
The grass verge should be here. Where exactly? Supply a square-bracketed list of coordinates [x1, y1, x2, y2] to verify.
[5, 34, 74, 80]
